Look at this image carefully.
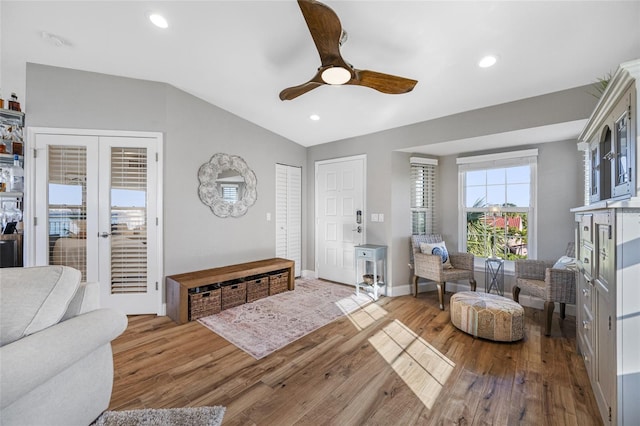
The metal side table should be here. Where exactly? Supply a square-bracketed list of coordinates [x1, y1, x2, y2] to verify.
[485, 258, 504, 296]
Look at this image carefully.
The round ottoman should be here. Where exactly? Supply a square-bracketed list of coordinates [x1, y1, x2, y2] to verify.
[450, 291, 524, 342]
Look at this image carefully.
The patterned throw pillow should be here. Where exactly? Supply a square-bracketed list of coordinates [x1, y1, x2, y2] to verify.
[420, 241, 453, 269]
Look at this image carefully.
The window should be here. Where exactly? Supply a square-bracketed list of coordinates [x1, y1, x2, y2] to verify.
[457, 149, 537, 260]
[410, 157, 437, 235]
[221, 184, 240, 202]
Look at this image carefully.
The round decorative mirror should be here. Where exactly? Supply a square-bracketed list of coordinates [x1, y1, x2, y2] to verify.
[198, 153, 257, 218]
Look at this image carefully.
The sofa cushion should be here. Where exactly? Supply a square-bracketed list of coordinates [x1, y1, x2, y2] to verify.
[420, 241, 453, 268]
[0, 266, 81, 346]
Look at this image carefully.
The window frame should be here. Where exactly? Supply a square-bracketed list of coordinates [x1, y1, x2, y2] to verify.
[457, 149, 538, 267]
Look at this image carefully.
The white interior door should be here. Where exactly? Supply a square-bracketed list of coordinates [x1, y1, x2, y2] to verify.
[315, 156, 365, 284]
[32, 130, 162, 314]
[275, 164, 302, 277]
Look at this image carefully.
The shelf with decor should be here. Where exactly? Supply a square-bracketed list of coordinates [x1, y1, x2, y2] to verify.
[0, 108, 25, 268]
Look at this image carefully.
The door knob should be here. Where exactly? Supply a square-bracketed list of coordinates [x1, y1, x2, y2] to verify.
[353, 225, 362, 233]
[99, 232, 111, 238]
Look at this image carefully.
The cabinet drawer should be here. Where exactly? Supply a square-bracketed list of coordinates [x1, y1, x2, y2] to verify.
[356, 249, 375, 259]
[580, 302, 594, 348]
[577, 330, 595, 382]
[580, 214, 593, 245]
[579, 243, 593, 278]
[582, 276, 596, 315]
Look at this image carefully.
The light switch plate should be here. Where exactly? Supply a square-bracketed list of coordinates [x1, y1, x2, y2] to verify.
[378, 213, 384, 222]
[371, 213, 379, 222]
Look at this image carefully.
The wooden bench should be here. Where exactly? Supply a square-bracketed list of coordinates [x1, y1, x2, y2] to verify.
[166, 257, 295, 324]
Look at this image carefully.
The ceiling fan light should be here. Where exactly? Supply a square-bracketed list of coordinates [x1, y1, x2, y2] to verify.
[321, 67, 351, 85]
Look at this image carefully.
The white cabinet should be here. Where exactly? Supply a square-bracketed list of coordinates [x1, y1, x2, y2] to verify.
[573, 58, 640, 425]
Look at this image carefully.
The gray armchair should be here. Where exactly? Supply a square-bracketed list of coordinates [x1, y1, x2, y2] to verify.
[513, 243, 576, 336]
[410, 235, 476, 310]
[0, 266, 128, 426]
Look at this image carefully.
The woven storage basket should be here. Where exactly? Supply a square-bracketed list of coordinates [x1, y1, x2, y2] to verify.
[269, 270, 289, 295]
[189, 288, 221, 320]
[246, 276, 269, 302]
[221, 281, 247, 310]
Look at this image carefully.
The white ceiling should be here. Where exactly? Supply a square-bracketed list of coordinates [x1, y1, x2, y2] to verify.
[2, 1, 640, 152]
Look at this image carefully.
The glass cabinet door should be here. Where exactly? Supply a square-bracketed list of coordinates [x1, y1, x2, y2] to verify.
[612, 103, 632, 197]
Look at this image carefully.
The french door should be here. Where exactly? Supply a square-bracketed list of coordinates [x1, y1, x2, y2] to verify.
[31, 129, 162, 314]
[275, 164, 302, 277]
[315, 155, 365, 284]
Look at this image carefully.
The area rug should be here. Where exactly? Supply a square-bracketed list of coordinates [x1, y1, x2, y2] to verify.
[91, 406, 225, 426]
[198, 278, 372, 359]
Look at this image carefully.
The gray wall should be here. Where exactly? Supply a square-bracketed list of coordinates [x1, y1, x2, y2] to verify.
[26, 62, 595, 298]
[307, 87, 597, 293]
[438, 139, 582, 260]
[26, 63, 307, 280]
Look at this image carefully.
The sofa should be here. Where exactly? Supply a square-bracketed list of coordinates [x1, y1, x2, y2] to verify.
[0, 266, 128, 426]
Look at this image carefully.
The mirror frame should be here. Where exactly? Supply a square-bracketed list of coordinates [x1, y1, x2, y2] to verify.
[198, 153, 257, 218]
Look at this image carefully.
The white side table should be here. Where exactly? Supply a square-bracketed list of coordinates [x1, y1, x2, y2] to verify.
[354, 244, 387, 300]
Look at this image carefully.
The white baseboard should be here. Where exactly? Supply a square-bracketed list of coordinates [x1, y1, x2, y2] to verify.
[301, 269, 317, 279]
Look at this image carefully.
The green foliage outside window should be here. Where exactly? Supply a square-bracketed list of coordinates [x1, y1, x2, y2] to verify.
[466, 198, 528, 260]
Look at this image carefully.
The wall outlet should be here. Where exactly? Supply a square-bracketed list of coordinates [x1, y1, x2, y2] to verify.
[266, 212, 271, 221]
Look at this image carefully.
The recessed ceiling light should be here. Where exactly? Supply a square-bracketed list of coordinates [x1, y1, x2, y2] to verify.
[149, 13, 168, 29]
[310, 114, 320, 121]
[478, 55, 497, 68]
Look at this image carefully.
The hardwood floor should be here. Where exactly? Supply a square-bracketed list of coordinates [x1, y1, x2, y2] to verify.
[109, 288, 602, 425]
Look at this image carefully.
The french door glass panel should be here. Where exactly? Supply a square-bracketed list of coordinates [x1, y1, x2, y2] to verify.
[109, 147, 148, 294]
[48, 145, 90, 281]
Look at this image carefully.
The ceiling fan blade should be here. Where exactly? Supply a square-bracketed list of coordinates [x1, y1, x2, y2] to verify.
[279, 71, 325, 100]
[298, 0, 346, 67]
[350, 69, 418, 94]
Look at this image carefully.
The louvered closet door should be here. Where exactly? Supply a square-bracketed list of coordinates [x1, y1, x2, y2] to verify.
[275, 164, 302, 277]
[33, 132, 161, 314]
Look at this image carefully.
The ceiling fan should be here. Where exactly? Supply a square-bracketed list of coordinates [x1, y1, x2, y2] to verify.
[279, 0, 418, 101]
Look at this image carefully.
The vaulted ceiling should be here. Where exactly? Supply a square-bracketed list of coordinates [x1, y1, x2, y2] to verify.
[3, 1, 640, 149]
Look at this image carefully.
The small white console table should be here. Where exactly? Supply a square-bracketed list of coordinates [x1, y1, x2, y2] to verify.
[354, 244, 387, 300]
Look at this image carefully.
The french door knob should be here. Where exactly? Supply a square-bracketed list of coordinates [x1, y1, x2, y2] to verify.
[99, 232, 111, 238]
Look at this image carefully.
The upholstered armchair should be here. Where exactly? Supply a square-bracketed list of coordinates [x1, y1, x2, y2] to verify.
[410, 234, 476, 310]
[513, 244, 576, 336]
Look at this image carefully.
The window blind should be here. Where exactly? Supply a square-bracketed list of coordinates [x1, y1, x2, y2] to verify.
[410, 157, 437, 235]
[110, 147, 148, 294]
[48, 145, 88, 281]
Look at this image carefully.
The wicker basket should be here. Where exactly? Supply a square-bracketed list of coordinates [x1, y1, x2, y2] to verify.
[221, 281, 247, 310]
[188, 288, 221, 320]
[246, 276, 269, 303]
[269, 270, 289, 295]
